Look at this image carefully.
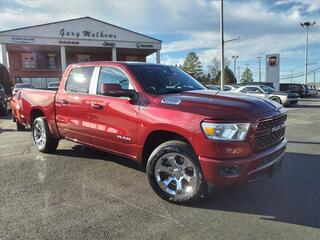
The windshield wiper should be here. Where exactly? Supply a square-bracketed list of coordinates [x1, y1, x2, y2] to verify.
[158, 88, 184, 94]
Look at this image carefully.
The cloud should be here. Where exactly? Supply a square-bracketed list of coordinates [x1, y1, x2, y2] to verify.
[0, 0, 319, 76]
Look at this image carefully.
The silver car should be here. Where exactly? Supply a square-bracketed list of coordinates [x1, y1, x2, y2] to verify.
[232, 85, 300, 106]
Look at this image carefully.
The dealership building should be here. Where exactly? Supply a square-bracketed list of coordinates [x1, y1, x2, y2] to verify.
[0, 17, 162, 88]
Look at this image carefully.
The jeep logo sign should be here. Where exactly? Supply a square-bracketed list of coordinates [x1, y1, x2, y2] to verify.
[267, 56, 278, 66]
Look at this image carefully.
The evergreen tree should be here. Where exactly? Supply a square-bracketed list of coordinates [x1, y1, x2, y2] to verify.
[241, 67, 254, 84]
[181, 52, 203, 80]
[214, 66, 237, 85]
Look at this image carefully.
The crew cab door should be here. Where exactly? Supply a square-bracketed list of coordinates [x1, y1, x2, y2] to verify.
[88, 66, 138, 159]
[55, 67, 95, 144]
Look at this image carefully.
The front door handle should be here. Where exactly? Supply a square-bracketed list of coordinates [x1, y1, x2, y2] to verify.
[91, 103, 103, 110]
[59, 99, 68, 105]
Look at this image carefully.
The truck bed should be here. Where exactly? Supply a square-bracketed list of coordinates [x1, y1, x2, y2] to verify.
[20, 88, 57, 129]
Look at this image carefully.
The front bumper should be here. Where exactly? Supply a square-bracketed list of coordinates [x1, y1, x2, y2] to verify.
[198, 138, 287, 187]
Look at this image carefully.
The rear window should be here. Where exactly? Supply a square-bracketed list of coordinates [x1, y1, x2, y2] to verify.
[65, 67, 94, 93]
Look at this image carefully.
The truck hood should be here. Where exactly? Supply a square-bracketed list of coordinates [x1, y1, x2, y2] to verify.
[158, 90, 283, 120]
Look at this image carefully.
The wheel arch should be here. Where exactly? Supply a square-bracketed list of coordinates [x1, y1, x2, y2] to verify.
[30, 108, 45, 127]
[141, 130, 193, 169]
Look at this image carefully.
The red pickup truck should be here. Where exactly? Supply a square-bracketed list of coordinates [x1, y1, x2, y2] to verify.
[19, 62, 287, 203]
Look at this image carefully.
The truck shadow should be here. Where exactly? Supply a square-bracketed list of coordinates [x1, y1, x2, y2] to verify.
[188, 152, 320, 229]
[53, 144, 143, 172]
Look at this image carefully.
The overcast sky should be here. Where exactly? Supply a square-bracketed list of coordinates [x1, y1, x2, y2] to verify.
[0, 0, 319, 83]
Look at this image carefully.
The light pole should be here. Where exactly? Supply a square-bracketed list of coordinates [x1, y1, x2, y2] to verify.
[300, 21, 316, 84]
[257, 56, 262, 82]
[232, 55, 239, 83]
[220, 0, 224, 90]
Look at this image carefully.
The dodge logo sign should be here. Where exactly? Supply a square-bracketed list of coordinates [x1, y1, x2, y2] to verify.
[267, 56, 278, 66]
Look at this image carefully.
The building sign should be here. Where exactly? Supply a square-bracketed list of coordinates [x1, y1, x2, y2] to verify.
[266, 54, 280, 91]
[102, 41, 115, 47]
[267, 55, 278, 66]
[12, 37, 34, 43]
[59, 28, 116, 40]
[136, 43, 154, 48]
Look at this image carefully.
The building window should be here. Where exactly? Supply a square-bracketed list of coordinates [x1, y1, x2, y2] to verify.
[21, 53, 37, 69]
[48, 53, 56, 69]
[77, 54, 90, 63]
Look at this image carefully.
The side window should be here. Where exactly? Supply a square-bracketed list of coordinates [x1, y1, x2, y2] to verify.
[97, 67, 133, 95]
[242, 87, 261, 93]
[65, 67, 94, 93]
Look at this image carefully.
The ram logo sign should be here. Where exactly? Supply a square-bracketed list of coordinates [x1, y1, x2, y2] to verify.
[271, 122, 286, 133]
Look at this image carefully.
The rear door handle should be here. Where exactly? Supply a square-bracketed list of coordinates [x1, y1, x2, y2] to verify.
[91, 103, 103, 110]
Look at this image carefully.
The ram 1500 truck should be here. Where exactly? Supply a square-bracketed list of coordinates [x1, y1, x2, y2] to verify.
[19, 62, 287, 203]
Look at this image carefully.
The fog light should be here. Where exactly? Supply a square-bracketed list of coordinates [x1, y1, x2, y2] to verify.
[217, 166, 241, 176]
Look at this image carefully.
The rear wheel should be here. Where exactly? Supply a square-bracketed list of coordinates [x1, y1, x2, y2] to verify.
[0, 99, 7, 116]
[32, 117, 59, 153]
[146, 140, 204, 203]
[16, 119, 25, 131]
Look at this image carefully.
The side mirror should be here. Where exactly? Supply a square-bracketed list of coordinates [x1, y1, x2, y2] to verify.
[101, 83, 138, 101]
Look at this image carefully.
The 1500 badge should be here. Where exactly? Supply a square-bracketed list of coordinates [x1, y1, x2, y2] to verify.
[117, 135, 132, 142]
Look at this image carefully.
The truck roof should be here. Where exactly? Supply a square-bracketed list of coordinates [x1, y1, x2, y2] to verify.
[68, 61, 168, 68]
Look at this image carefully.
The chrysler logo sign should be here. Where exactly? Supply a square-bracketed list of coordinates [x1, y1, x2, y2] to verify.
[267, 56, 278, 66]
[271, 122, 286, 133]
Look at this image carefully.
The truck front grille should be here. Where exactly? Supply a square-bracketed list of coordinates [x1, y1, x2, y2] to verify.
[255, 114, 287, 150]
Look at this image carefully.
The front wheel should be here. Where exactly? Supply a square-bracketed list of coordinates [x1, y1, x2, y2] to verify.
[270, 96, 282, 105]
[146, 140, 204, 203]
[32, 117, 59, 153]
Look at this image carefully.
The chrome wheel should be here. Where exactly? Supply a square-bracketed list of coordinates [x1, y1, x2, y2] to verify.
[154, 153, 198, 197]
[33, 121, 46, 149]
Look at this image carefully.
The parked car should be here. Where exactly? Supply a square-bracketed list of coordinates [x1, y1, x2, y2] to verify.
[303, 84, 313, 96]
[47, 81, 60, 89]
[12, 83, 32, 96]
[10, 90, 25, 130]
[218, 85, 238, 91]
[279, 83, 306, 97]
[206, 84, 220, 90]
[247, 82, 275, 88]
[19, 62, 287, 203]
[0, 84, 8, 115]
[232, 85, 300, 106]
[309, 85, 318, 95]
[207, 85, 238, 91]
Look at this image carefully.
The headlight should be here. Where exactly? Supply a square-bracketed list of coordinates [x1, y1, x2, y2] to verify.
[201, 122, 250, 141]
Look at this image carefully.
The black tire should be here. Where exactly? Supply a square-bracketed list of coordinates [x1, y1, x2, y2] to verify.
[32, 117, 59, 153]
[270, 96, 282, 105]
[146, 140, 205, 203]
[0, 100, 7, 116]
[16, 119, 25, 131]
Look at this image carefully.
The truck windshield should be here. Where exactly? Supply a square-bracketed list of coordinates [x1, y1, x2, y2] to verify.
[127, 64, 206, 94]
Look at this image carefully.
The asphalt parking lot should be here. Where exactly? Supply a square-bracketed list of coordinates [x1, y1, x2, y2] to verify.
[0, 96, 320, 240]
